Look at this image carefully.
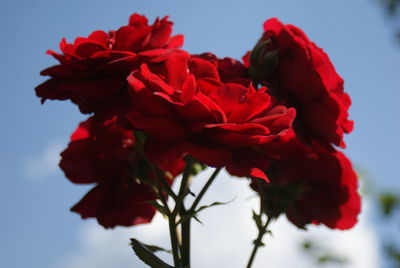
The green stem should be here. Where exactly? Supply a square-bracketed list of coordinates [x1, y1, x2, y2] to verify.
[168, 216, 182, 267]
[246, 217, 272, 268]
[160, 174, 178, 201]
[173, 157, 194, 217]
[175, 157, 194, 267]
[151, 166, 181, 266]
[180, 212, 191, 267]
[189, 167, 222, 213]
[150, 160, 222, 268]
[246, 179, 273, 268]
[180, 166, 222, 267]
[180, 167, 222, 267]
[152, 167, 170, 210]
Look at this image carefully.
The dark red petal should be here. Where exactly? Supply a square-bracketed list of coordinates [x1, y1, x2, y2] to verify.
[181, 74, 196, 104]
[59, 140, 100, 184]
[164, 52, 190, 90]
[71, 182, 156, 228]
[129, 13, 148, 26]
[113, 25, 151, 52]
[88, 30, 110, 45]
[125, 111, 190, 142]
[147, 17, 173, 48]
[226, 165, 269, 182]
[70, 119, 92, 141]
[167, 35, 184, 48]
[139, 64, 176, 95]
[184, 142, 232, 167]
[189, 57, 220, 80]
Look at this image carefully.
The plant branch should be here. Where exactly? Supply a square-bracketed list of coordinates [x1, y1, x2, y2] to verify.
[246, 216, 272, 268]
[172, 157, 193, 216]
[180, 213, 191, 267]
[246, 180, 273, 268]
[189, 167, 222, 213]
[168, 216, 182, 267]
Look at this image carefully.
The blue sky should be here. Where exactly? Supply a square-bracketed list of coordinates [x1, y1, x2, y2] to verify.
[0, 0, 399, 267]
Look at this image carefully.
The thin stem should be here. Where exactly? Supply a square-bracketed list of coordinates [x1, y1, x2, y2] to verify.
[152, 167, 170, 211]
[160, 174, 178, 200]
[179, 167, 222, 267]
[149, 159, 222, 268]
[168, 216, 182, 267]
[180, 214, 191, 267]
[246, 179, 272, 268]
[173, 157, 194, 217]
[189, 167, 222, 213]
[246, 217, 272, 268]
[150, 166, 181, 266]
[175, 157, 194, 267]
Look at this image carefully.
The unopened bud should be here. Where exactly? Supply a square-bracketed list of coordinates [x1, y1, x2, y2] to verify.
[249, 37, 279, 83]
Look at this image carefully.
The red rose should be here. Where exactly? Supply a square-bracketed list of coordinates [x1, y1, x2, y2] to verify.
[123, 52, 295, 181]
[248, 18, 353, 148]
[36, 14, 183, 115]
[60, 116, 183, 228]
[252, 142, 361, 230]
[191, 53, 249, 84]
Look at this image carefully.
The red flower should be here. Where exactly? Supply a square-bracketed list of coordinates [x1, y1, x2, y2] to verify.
[248, 18, 353, 148]
[123, 52, 295, 181]
[36, 14, 183, 115]
[252, 141, 361, 230]
[60, 116, 183, 228]
[191, 53, 249, 84]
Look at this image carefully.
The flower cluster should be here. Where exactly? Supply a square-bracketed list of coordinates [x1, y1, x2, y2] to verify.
[36, 14, 360, 230]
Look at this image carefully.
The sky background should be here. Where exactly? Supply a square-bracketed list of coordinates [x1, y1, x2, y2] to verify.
[0, 0, 399, 267]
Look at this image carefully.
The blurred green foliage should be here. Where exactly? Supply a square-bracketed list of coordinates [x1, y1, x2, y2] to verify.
[378, 0, 400, 42]
[379, 0, 400, 15]
[379, 193, 399, 217]
[301, 240, 349, 267]
[378, 191, 400, 266]
[385, 244, 400, 265]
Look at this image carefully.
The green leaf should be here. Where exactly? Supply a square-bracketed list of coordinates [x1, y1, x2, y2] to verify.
[141, 244, 172, 254]
[178, 212, 203, 225]
[317, 254, 348, 264]
[188, 189, 196, 197]
[178, 199, 234, 225]
[195, 198, 235, 214]
[379, 193, 399, 216]
[385, 244, 400, 263]
[252, 210, 262, 229]
[301, 240, 313, 251]
[130, 239, 174, 268]
[147, 200, 169, 217]
[192, 214, 203, 225]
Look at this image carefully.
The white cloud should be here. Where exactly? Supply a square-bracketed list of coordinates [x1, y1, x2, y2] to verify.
[56, 169, 380, 268]
[23, 141, 64, 181]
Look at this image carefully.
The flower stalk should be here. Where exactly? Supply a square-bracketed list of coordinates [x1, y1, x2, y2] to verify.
[246, 217, 273, 268]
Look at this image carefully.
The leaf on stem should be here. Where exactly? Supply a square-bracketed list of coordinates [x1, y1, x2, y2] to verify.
[130, 239, 175, 268]
[195, 198, 236, 214]
[252, 239, 265, 247]
[142, 244, 172, 254]
[147, 200, 169, 218]
[252, 210, 263, 229]
[188, 189, 196, 197]
[178, 199, 235, 225]
[192, 214, 203, 225]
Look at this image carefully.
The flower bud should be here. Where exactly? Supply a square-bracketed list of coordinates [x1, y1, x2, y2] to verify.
[248, 37, 279, 83]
